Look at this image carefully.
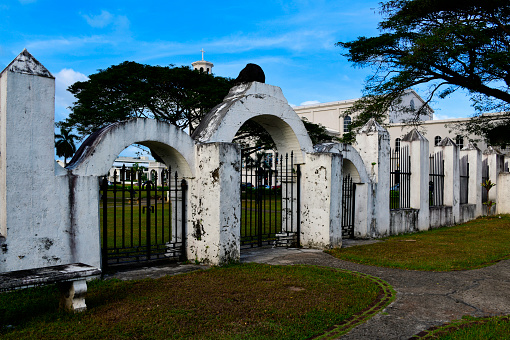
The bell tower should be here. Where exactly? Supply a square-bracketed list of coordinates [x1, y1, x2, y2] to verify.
[191, 49, 214, 74]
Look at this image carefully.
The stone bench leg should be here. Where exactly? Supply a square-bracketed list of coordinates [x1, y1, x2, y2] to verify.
[57, 280, 88, 312]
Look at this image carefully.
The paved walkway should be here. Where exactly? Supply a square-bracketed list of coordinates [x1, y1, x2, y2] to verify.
[109, 245, 510, 339]
[241, 247, 510, 339]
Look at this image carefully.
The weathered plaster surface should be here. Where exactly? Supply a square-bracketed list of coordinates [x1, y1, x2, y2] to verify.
[300, 152, 342, 249]
[68, 118, 195, 178]
[192, 82, 313, 164]
[188, 143, 240, 265]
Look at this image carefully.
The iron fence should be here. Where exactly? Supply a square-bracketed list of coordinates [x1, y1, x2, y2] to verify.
[429, 152, 445, 206]
[341, 174, 356, 238]
[240, 151, 300, 248]
[459, 156, 469, 205]
[101, 165, 187, 268]
[390, 146, 411, 209]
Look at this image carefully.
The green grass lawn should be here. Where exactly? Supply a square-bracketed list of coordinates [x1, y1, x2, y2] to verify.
[327, 215, 510, 271]
[0, 263, 393, 340]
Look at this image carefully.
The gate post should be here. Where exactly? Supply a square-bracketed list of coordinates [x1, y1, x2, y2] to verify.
[189, 143, 240, 265]
[300, 152, 342, 249]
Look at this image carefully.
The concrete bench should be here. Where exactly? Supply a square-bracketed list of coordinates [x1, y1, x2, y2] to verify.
[0, 263, 101, 312]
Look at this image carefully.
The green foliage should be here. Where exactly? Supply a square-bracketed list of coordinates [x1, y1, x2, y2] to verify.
[60, 61, 234, 138]
[338, 0, 510, 144]
[482, 179, 497, 215]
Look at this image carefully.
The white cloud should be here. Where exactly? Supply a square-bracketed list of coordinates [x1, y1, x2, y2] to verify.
[83, 10, 113, 28]
[299, 100, 321, 106]
[55, 68, 88, 121]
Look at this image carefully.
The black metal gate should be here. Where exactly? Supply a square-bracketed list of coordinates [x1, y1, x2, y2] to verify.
[240, 151, 301, 248]
[100, 165, 187, 269]
[341, 174, 356, 239]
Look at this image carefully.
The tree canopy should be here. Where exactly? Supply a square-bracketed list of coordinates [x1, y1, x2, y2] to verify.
[59, 61, 336, 159]
[55, 126, 78, 166]
[60, 61, 234, 137]
[338, 0, 510, 144]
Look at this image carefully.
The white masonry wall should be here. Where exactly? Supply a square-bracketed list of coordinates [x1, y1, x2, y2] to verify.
[0, 51, 81, 271]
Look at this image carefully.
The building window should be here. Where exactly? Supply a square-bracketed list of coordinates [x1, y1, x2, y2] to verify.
[456, 135, 464, 149]
[435, 136, 442, 146]
[343, 116, 351, 133]
[410, 99, 415, 110]
[395, 138, 401, 152]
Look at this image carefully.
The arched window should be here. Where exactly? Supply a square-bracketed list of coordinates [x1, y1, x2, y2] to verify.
[435, 136, 442, 146]
[343, 116, 351, 133]
[410, 99, 415, 110]
[395, 138, 401, 152]
[200, 67, 204, 72]
[456, 135, 464, 149]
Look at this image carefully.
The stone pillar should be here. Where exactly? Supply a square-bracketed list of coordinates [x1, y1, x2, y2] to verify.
[402, 129, 429, 231]
[354, 119, 390, 237]
[188, 143, 240, 265]
[461, 143, 482, 217]
[438, 138, 460, 224]
[300, 152, 342, 249]
[483, 147, 504, 205]
[497, 173, 510, 214]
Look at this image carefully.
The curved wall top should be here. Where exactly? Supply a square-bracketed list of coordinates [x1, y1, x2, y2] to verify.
[314, 143, 371, 184]
[67, 118, 195, 177]
[192, 82, 313, 164]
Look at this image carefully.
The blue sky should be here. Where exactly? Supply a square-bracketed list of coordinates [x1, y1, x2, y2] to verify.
[1, 0, 475, 135]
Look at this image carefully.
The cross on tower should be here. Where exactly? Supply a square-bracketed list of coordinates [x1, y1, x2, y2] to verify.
[200, 49, 205, 61]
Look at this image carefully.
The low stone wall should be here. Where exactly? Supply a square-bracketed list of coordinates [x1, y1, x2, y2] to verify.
[459, 204, 477, 223]
[429, 206, 454, 228]
[389, 209, 418, 235]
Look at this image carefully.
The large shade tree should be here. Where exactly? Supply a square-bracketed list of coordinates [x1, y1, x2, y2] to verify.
[338, 0, 510, 144]
[60, 61, 235, 137]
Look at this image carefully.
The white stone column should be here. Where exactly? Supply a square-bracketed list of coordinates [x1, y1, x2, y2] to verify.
[483, 147, 504, 206]
[461, 143, 482, 217]
[402, 129, 429, 231]
[438, 138, 460, 224]
[188, 143, 240, 265]
[354, 119, 390, 237]
[300, 152, 342, 249]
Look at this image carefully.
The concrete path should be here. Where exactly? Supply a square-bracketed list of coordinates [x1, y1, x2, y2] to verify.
[241, 247, 510, 339]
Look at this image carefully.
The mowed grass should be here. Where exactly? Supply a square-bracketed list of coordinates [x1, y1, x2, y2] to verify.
[414, 316, 510, 339]
[0, 263, 386, 340]
[327, 215, 510, 271]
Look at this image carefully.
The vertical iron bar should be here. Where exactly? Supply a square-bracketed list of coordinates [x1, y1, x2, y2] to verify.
[181, 178, 188, 261]
[296, 164, 301, 247]
[130, 168, 134, 248]
[121, 165, 126, 249]
[138, 170, 142, 255]
[290, 152, 294, 235]
[174, 171, 178, 246]
[113, 169, 117, 250]
[101, 176, 108, 270]
[146, 181, 152, 261]
[285, 153, 289, 233]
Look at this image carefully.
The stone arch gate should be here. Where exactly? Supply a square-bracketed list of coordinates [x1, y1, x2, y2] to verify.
[192, 82, 314, 249]
[67, 119, 195, 268]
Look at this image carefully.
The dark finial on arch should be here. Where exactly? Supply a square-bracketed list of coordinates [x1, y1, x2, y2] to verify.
[234, 63, 265, 85]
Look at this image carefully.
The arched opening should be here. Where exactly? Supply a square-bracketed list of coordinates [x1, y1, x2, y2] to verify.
[234, 118, 300, 248]
[99, 143, 189, 268]
[68, 119, 195, 269]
